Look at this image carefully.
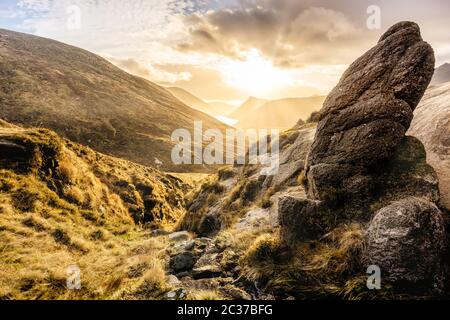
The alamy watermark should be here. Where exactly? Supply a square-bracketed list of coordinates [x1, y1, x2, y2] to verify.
[171, 122, 280, 175]
[367, 265, 381, 290]
[367, 5, 381, 30]
[67, 5, 81, 30]
[67, 264, 81, 290]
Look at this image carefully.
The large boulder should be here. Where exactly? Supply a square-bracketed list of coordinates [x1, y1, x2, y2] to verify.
[364, 197, 446, 292]
[408, 82, 450, 211]
[278, 195, 330, 244]
[306, 21, 435, 202]
[279, 22, 439, 245]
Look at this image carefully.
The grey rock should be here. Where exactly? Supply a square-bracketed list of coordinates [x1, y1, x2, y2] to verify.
[166, 275, 181, 286]
[278, 195, 331, 245]
[235, 208, 274, 231]
[169, 251, 196, 272]
[364, 197, 446, 292]
[194, 253, 219, 269]
[271, 126, 316, 187]
[166, 288, 187, 300]
[306, 21, 435, 202]
[192, 265, 223, 280]
[168, 231, 191, 242]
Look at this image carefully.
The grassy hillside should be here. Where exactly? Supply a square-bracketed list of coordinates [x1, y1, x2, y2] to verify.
[0, 29, 228, 173]
[0, 120, 192, 299]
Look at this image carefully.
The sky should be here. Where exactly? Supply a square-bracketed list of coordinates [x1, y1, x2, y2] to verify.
[1, 0, 450, 104]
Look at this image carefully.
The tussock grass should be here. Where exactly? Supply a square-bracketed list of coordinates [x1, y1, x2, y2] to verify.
[237, 223, 384, 299]
[0, 124, 187, 299]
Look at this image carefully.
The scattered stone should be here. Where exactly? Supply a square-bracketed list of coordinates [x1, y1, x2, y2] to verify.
[151, 229, 170, 237]
[170, 251, 196, 272]
[192, 265, 223, 280]
[168, 231, 192, 242]
[220, 285, 252, 300]
[220, 249, 239, 272]
[166, 288, 187, 300]
[166, 275, 181, 286]
[194, 253, 219, 269]
[235, 208, 273, 231]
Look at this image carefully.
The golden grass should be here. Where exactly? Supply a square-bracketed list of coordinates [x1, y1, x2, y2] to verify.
[237, 223, 379, 299]
[0, 125, 189, 300]
[188, 290, 224, 300]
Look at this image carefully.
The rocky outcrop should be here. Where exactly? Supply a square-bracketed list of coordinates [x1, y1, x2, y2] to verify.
[408, 82, 450, 211]
[271, 125, 316, 188]
[364, 197, 446, 291]
[306, 21, 435, 203]
[277, 22, 448, 294]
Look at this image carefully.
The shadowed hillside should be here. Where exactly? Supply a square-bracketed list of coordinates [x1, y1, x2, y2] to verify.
[0, 29, 228, 172]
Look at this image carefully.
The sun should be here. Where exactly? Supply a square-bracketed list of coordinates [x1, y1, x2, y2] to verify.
[219, 49, 292, 97]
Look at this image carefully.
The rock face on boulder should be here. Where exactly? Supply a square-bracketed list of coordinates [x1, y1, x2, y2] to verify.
[278, 195, 330, 243]
[364, 197, 446, 291]
[306, 21, 435, 203]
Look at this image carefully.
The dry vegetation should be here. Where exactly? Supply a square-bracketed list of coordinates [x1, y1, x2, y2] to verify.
[0, 120, 402, 300]
[0, 28, 228, 173]
[0, 124, 188, 299]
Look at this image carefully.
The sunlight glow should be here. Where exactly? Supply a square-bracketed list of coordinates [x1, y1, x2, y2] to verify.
[219, 49, 293, 97]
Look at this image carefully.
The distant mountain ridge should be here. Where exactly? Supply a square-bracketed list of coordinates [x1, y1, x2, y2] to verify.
[231, 96, 325, 130]
[167, 87, 236, 117]
[431, 63, 450, 85]
[0, 29, 227, 172]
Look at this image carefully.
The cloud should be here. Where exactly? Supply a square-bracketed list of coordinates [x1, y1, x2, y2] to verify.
[110, 57, 192, 83]
[177, 1, 369, 67]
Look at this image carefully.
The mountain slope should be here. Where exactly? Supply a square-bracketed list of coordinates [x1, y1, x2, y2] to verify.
[233, 96, 325, 130]
[0, 29, 227, 172]
[408, 81, 450, 210]
[0, 119, 189, 299]
[431, 63, 450, 85]
[208, 101, 237, 115]
[167, 87, 235, 117]
[230, 97, 268, 120]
